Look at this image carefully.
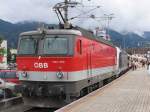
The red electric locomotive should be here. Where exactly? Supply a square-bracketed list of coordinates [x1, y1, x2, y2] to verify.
[17, 27, 117, 107]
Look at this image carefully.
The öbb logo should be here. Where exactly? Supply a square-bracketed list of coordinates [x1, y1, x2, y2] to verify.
[34, 63, 48, 69]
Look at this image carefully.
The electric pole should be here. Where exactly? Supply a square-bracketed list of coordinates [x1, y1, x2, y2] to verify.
[104, 13, 114, 36]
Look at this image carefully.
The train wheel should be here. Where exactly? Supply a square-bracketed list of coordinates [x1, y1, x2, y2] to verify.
[80, 88, 88, 97]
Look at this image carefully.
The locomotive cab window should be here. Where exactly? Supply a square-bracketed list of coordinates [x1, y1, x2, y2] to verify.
[18, 36, 38, 55]
[18, 35, 74, 56]
[39, 35, 74, 56]
[43, 37, 68, 55]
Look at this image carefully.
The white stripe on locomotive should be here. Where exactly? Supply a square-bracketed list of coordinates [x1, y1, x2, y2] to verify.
[18, 65, 116, 82]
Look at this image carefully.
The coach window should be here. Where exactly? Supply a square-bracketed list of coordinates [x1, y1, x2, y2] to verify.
[5, 72, 16, 78]
[0, 72, 4, 78]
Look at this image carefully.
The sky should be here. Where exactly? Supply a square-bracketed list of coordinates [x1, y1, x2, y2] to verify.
[0, 0, 150, 34]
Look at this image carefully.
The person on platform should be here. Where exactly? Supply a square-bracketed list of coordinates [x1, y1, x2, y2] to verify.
[147, 60, 150, 69]
[147, 61, 150, 74]
[131, 61, 135, 70]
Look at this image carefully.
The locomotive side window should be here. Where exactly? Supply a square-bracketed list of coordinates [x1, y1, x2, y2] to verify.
[77, 40, 82, 54]
[43, 37, 68, 55]
[18, 37, 37, 55]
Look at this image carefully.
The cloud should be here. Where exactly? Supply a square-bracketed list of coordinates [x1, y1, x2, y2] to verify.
[0, 0, 59, 23]
[0, 0, 150, 33]
[98, 0, 150, 33]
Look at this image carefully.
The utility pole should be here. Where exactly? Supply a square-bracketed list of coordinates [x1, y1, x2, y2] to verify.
[104, 13, 114, 36]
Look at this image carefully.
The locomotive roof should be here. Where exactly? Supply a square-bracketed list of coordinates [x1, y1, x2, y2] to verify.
[20, 29, 82, 36]
[75, 27, 115, 47]
[20, 27, 115, 47]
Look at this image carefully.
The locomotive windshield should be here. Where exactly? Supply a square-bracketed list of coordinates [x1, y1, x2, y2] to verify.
[42, 36, 68, 55]
[18, 36, 38, 55]
[18, 34, 74, 56]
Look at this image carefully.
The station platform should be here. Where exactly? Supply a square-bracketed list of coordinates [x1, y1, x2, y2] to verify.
[0, 96, 24, 112]
[56, 68, 150, 112]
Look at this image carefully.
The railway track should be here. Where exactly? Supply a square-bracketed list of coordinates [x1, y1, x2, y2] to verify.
[24, 107, 56, 112]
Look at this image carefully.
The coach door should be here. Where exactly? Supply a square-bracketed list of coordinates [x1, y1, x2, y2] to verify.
[87, 51, 92, 78]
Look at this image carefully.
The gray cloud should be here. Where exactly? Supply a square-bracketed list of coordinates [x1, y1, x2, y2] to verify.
[99, 0, 150, 33]
[0, 0, 150, 33]
[0, 0, 59, 23]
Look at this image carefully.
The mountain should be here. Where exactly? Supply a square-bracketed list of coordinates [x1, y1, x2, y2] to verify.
[0, 19, 149, 48]
[0, 19, 56, 48]
[109, 30, 147, 48]
[143, 31, 150, 40]
[0, 19, 40, 47]
[108, 29, 125, 48]
[123, 33, 145, 48]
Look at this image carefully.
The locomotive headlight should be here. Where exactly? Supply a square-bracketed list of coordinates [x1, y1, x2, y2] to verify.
[22, 71, 28, 78]
[56, 72, 63, 79]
